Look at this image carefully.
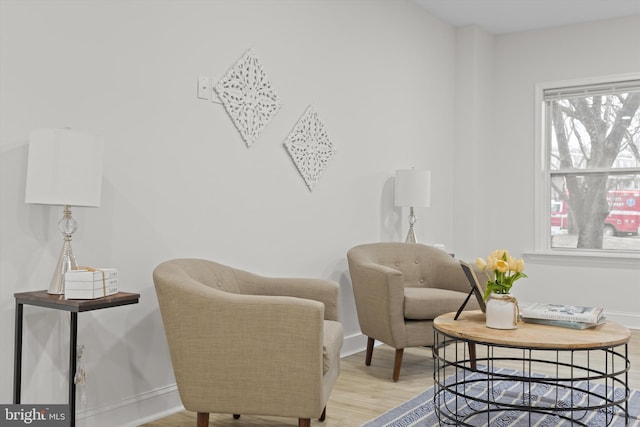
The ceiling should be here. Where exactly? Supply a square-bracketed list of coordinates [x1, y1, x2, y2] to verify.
[412, 0, 640, 34]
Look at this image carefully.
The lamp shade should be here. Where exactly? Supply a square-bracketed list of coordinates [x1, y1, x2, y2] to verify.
[394, 169, 431, 208]
[25, 128, 103, 207]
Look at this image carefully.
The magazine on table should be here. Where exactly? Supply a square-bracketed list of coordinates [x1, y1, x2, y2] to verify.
[521, 316, 607, 330]
[520, 302, 604, 324]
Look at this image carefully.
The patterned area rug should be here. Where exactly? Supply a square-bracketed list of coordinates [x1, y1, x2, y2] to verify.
[362, 367, 640, 426]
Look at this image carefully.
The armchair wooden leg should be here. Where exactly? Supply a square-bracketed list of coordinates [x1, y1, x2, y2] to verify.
[319, 406, 326, 421]
[299, 418, 311, 427]
[392, 348, 404, 382]
[365, 337, 374, 366]
[468, 342, 477, 370]
[197, 412, 209, 427]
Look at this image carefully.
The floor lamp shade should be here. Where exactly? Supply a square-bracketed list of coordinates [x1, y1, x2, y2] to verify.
[25, 128, 104, 294]
[25, 128, 104, 207]
[395, 169, 431, 243]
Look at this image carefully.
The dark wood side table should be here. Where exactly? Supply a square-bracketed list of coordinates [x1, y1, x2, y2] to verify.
[13, 290, 140, 427]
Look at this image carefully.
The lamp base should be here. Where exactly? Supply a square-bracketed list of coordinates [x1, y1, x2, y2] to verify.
[404, 206, 418, 243]
[48, 205, 78, 295]
[405, 226, 417, 243]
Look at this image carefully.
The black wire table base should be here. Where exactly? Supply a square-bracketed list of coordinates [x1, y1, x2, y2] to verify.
[433, 331, 630, 426]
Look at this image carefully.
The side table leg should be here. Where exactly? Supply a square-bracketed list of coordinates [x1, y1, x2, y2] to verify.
[69, 312, 78, 427]
[13, 302, 24, 404]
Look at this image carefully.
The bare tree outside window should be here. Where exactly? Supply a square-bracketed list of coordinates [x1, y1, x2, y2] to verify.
[546, 81, 640, 251]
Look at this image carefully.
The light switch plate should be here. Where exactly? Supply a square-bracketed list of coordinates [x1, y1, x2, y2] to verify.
[197, 76, 210, 100]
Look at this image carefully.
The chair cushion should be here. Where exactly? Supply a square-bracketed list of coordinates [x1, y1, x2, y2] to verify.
[404, 287, 479, 320]
[323, 320, 344, 375]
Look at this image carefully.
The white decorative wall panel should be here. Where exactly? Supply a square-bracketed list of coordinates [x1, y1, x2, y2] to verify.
[284, 105, 335, 191]
[214, 49, 282, 147]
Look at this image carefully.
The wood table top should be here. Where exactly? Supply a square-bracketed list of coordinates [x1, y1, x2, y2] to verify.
[14, 290, 140, 313]
[434, 310, 631, 350]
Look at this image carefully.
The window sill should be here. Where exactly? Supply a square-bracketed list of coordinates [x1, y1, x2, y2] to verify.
[523, 250, 640, 268]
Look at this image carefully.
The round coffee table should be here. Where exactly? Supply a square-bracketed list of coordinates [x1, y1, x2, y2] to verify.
[433, 310, 631, 426]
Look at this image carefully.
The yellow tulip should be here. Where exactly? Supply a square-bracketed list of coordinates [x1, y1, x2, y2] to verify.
[512, 258, 525, 273]
[487, 255, 497, 271]
[479, 249, 527, 299]
[495, 259, 509, 273]
[491, 249, 508, 260]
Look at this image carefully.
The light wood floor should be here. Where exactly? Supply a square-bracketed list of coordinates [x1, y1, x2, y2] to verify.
[141, 329, 640, 427]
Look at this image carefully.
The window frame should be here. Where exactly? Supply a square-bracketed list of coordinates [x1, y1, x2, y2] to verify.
[531, 73, 640, 265]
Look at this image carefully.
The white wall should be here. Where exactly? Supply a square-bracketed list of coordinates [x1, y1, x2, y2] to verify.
[452, 17, 640, 325]
[2, 2, 639, 425]
[453, 25, 494, 260]
[0, 1, 456, 425]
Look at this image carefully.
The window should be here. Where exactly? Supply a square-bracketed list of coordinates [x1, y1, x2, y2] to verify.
[539, 77, 640, 254]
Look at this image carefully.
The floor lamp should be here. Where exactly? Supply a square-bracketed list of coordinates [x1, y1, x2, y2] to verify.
[394, 169, 431, 243]
[25, 128, 104, 295]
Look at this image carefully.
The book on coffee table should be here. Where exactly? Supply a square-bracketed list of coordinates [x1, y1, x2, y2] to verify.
[520, 302, 604, 324]
[521, 316, 607, 330]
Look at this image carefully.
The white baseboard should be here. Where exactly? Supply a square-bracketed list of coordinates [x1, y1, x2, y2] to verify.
[340, 331, 368, 357]
[604, 311, 640, 330]
[76, 383, 182, 427]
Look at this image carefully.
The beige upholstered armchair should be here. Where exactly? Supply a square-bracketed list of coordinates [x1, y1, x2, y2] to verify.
[153, 258, 344, 427]
[347, 242, 480, 381]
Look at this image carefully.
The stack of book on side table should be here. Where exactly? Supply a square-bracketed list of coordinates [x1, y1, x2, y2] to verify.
[520, 302, 606, 329]
[65, 268, 119, 300]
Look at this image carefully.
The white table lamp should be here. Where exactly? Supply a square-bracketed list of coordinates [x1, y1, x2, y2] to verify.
[395, 169, 431, 243]
[25, 128, 104, 294]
